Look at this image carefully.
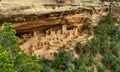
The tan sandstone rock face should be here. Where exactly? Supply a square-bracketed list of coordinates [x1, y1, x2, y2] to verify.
[117, 15, 120, 23]
[111, 2, 120, 23]
[0, 0, 82, 20]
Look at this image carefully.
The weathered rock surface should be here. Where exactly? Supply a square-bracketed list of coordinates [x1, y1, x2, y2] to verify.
[0, 0, 109, 32]
[111, 2, 120, 23]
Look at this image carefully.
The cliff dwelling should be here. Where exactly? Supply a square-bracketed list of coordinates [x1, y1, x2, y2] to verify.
[0, 0, 109, 60]
[1, 0, 120, 72]
[18, 24, 94, 60]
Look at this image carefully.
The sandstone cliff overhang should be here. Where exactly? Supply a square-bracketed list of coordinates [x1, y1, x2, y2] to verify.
[111, 2, 120, 18]
[0, 0, 102, 23]
[0, 0, 110, 33]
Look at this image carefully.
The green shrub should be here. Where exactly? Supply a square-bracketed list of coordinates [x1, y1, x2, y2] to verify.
[74, 42, 82, 54]
[75, 53, 94, 68]
[99, 39, 110, 55]
[0, 23, 20, 56]
[53, 49, 74, 70]
[82, 37, 100, 56]
[0, 42, 16, 72]
[0, 23, 40, 72]
[65, 68, 75, 72]
[77, 63, 88, 72]
[102, 54, 120, 72]
[97, 65, 106, 72]
[110, 41, 120, 57]
[88, 67, 94, 72]
[14, 53, 40, 72]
